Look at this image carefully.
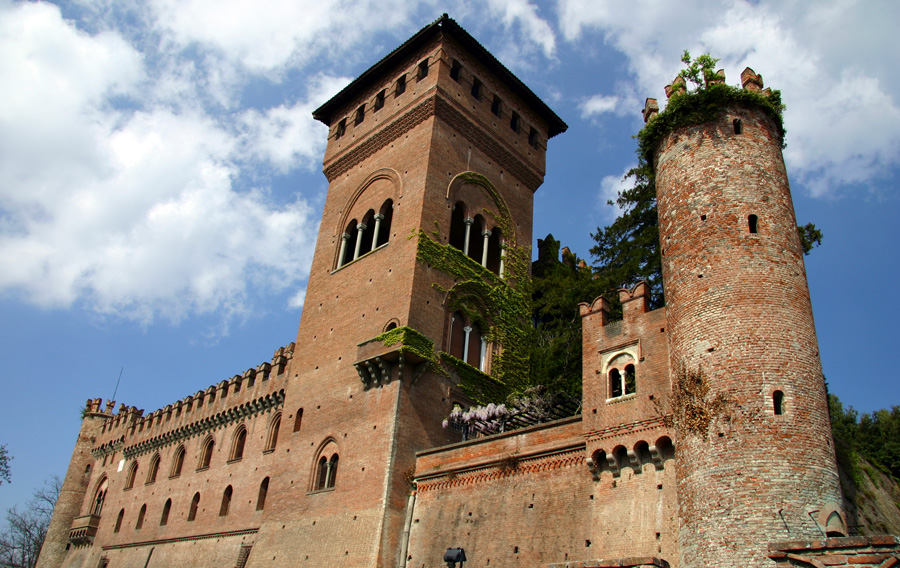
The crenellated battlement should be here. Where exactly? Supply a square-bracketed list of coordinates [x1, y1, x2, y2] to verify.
[90, 343, 294, 448]
[649, 67, 773, 125]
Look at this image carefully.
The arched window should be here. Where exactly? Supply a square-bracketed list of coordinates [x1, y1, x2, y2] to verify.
[773, 390, 785, 415]
[316, 456, 329, 491]
[485, 228, 503, 275]
[293, 409, 304, 433]
[188, 493, 200, 522]
[146, 454, 160, 484]
[376, 199, 393, 248]
[91, 477, 108, 517]
[468, 215, 485, 263]
[198, 437, 214, 470]
[608, 356, 636, 399]
[466, 323, 483, 369]
[327, 454, 339, 488]
[114, 509, 124, 533]
[219, 486, 233, 517]
[358, 210, 376, 257]
[449, 311, 466, 359]
[338, 219, 358, 267]
[609, 368, 623, 398]
[135, 504, 146, 529]
[171, 446, 185, 478]
[265, 414, 281, 452]
[256, 477, 269, 511]
[231, 426, 247, 461]
[160, 499, 171, 526]
[124, 461, 138, 490]
[449, 202, 467, 252]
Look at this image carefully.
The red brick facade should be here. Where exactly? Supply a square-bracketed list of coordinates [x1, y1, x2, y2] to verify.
[38, 15, 882, 568]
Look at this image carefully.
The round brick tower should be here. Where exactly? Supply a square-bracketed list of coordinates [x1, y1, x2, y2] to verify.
[651, 70, 844, 568]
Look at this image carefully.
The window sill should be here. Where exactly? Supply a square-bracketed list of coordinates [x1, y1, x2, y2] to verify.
[196, 466, 210, 473]
[606, 393, 637, 404]
[307, 487, 335, 495]
[168, 474, 181, 480]
[262, 449, 275, 455]
[332, 242, 388, 273]
[227, 457, 243, 464]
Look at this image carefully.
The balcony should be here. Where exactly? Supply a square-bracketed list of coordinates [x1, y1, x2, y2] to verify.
[354, 327, 432, 389]
[68, 514, 101, 546]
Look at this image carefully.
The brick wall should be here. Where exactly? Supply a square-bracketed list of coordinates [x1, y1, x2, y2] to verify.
[769, 536, 900, 567]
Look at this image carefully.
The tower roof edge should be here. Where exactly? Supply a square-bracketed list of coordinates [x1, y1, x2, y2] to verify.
[311, 14, 568, 138]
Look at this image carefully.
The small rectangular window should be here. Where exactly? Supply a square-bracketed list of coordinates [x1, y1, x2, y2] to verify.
[450, 59, 461, 81]
[528, 127, 540, 149]
[471, 78, 482, 100]
[510, 111, 520, 133]
[417, 59, 429, 81]
[374, 90, 385, 111]
[491, 95, 502, 117]
[335, 118, 346, 139]
[354, 104, 365, 126]
[395, 75, 406, 96]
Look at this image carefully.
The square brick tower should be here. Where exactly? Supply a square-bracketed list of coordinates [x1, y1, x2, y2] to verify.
[254, 14, 566, 568]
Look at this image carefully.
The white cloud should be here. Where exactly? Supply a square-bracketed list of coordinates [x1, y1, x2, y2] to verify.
[484, 0, 556, 59]
[239, 74, 350, 173]
[595, 165, 635, 224]
[556, 0, 900, 196]
[0, 0, 319, 323]
[579, 94, 621, 118]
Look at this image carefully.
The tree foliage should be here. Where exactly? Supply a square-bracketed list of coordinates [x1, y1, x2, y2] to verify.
[0, 476, 60, 568]
[0, 445, 10, 486]
[829, 394, 900, 481]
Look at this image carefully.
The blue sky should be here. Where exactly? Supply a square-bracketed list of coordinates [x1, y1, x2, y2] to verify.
[1, 0, 898, 515]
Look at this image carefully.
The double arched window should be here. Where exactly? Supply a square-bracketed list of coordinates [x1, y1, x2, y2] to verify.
[198, 437, 215, 470]
[230, 425, 247, 461]
[607, 354, 636, 399]
[449, 202, 504, 276]
[448, 311, 487, 372]
[316, 454, 339, 490]
[91, 477, 108, 517]
[337, 199, 393, 268]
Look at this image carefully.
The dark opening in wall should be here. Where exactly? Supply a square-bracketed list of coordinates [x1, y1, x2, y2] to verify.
[450, 59, 461, 81]
[354, 105, 365, 126]
[374, 90, 385, 111]
[335, 119, 346, 139]
[257, 478, 269, 511]
[510, 111, 520, 133]
[449, 202, 466, 251]
[417, 59, 429, 80]
[773, 390, 784, 415]
[160, 499, 171, 526]
[376, 199, 393, 247]
[749, 214, 758, 234]
[135, 504, 146, 529]
[733, 118, 743, 134]
[293, 408, 304, 432]
[491, 95, 502, 117]
[395, 75, 406, 96]
[528, 127, 539, 149]
[114, 509, 124, 533]
[220, 486, 233, 516]
[609, 368, 622, 398]
[188, 493, 200, 521]
[471, 77, 482, 100]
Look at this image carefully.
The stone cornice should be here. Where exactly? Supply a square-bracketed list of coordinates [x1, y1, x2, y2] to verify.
[100, 528, 259, 550]
[584, 415, 670, 443]
[416, 445, 584, 492]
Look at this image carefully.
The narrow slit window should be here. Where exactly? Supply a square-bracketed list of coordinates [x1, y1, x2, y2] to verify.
[293, 408, 304, 432]
[733, 118, 743, 134]
[135, 504, 146, 529]
[450, 59, 461, 81]
[491, 95, 502, 117]
[395, 75, 406, 96]
[748, 214, 758, 234]
[354, 105, 365, 126]
[417, 59, 429, 80]
[510, 112, 520, 133]
[471, 78, 482, 100]
[373, 90, 385, 112]
[114, 509, 124, 533]
[335, 119, 346, 139]
[773, 390, 784, 415]
[257, 477, 269, 511]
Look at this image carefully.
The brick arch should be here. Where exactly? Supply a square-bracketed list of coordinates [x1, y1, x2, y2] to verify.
[309, 437, 340, 491]
[333, 168, 401, 261]
[445, 172, 514, 245]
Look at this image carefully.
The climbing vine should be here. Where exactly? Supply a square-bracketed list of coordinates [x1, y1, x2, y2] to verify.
[413, 171, 533, 402]
[374, 326, 436, 364]
[668, 364, 729, 437]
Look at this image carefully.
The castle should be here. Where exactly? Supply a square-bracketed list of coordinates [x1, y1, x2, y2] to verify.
[36, 15, 900, 568]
